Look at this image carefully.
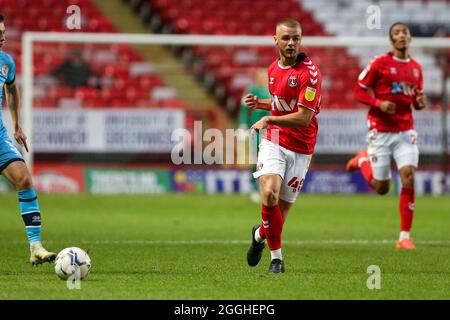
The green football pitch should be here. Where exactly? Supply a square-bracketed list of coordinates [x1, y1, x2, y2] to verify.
[0, 194, 449, 300]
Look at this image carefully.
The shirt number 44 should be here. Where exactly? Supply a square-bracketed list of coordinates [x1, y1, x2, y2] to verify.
[287, 177, 305, 193]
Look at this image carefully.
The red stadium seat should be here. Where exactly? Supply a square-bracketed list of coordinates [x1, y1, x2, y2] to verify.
[141, 0, 368, 109]
[48, 86, 74, 100]
[88, 17, 113, 32]
[125, 87, 149, 101]
[110, 98, 132, 108]
[84, 98, 110, 108]
[162, 99, 186, 109]
[101, 88, 124, 101]
[74, 87, 99, 100]
[5, 0, 173, 110]
[104, 65, 129, 78]
[34, 98, 57, 108]
[135, 99, 159, 108]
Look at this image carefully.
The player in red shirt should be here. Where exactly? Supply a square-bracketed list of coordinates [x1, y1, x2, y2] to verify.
[244, 18, 322, 273]
[346, 22, 427, 249]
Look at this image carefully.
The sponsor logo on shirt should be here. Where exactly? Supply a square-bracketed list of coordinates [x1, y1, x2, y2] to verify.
[391, 82, 416, 96]
[272, 96, 297, 111]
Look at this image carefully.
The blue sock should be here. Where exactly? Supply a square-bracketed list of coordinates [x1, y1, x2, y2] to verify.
[18, 189, 41, 244]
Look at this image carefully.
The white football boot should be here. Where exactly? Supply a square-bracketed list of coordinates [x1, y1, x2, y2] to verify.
[30, 242, 57, 265]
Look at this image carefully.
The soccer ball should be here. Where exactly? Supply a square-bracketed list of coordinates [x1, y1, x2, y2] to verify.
[54, 247, 91, 280]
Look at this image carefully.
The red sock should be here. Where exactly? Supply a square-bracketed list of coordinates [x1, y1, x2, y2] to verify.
[261, 204, 282, 250]
[360, 160, 373, 184]
[400, 187, 415, 232]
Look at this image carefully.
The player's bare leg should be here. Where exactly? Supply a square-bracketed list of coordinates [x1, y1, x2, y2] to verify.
[2, 161, 32, 190]
[2, 161, 56, 265]
[396, 166, 416, 249]
[371, 179, 391, 195]
[346, 150, 390, 194]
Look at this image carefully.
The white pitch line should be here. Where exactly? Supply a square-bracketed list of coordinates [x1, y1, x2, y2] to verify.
[82, 239, 450, 245]
[11, 239, 450, 245]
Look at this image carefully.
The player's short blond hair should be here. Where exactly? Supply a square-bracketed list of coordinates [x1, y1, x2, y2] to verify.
[276, 18, 302, 32]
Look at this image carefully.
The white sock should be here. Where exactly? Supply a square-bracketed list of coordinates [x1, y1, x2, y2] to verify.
[270, 249, 282, 261]
[358, 156, 369, 167]
[399, 231, 410, 241]
[30, 241, 42, 251]
[254, 228, 265, 243]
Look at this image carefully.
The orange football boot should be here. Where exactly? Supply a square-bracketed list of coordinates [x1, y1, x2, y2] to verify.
[345, 150, 368, 172]
[396, 238, 416, 249]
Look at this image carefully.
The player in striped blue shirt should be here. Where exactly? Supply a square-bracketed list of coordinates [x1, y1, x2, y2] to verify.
[0, 15, 56, 265]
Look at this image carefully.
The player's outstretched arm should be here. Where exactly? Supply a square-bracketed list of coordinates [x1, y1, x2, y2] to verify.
[243, 93, 272, 111]
[6, 82, 28, 152]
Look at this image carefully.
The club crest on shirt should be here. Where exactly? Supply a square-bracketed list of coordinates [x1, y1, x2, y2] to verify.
[305, 86, 316, 102]
[413, 68, 419, 78]
[390, 67, 397, 74]
[288, 76, 297, 87]
[1, 64, 9, 76]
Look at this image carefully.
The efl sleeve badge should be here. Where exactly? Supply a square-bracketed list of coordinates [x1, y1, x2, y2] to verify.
[305, 86, 317, 102]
